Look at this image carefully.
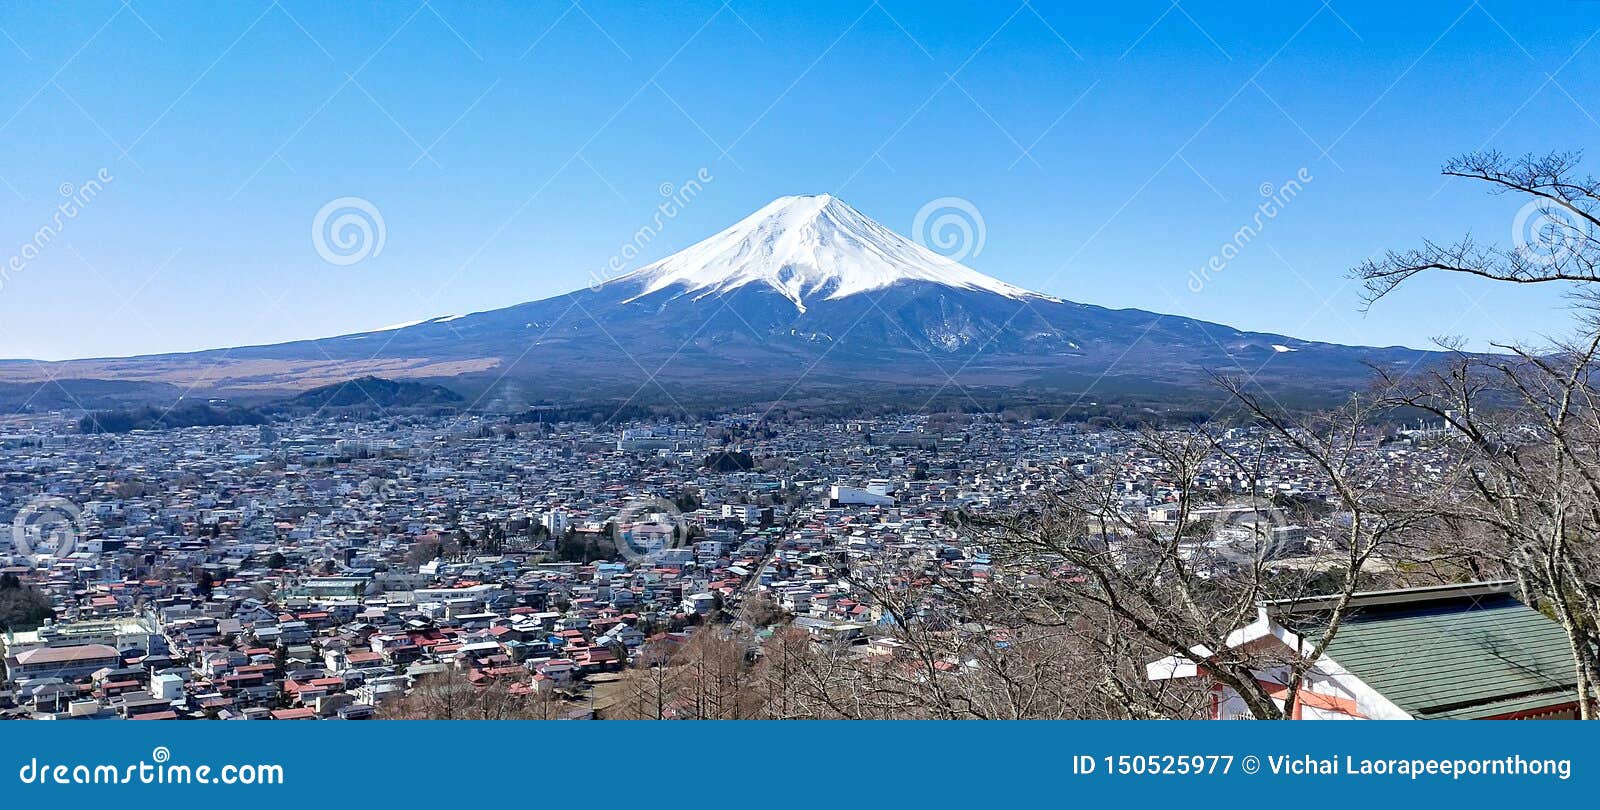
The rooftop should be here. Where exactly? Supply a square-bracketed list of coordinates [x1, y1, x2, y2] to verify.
[1279, 584, 1578, 720]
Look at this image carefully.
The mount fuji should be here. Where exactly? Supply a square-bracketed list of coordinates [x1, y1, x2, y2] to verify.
[615, 194, 1049, 311]
[0, 194, 1433, 408]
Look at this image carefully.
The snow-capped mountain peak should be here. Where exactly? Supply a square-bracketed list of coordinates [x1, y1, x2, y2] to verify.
[613, 194, 1057, 312]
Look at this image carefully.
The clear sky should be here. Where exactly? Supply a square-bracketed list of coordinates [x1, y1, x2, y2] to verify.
[1, 0, 1597, 360]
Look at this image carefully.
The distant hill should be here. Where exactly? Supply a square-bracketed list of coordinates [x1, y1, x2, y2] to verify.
[281, 376, 465, 410]
[79, 403, 266, 434]
[0, 379, 186, 413]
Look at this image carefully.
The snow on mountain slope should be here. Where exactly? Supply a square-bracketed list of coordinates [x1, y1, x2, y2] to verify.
[610, 194, 1059, 312]
[0, 193, 1440, 403]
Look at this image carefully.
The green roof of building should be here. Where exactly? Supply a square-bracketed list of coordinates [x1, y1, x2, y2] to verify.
[1283, 591, 1578, 720]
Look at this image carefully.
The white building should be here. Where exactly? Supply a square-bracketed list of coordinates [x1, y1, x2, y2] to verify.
[721, 503, 763, 524]
[829, 484, 893, 507]
[544, 509, 570, 536]
[1148, 582, 1583, 720]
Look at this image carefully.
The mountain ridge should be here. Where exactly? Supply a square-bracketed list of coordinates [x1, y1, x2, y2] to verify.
[0, 195, 1440, 407]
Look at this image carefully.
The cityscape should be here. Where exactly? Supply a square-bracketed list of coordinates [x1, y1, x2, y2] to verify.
[3, 405, 1459, 720]
[2, 1, 1599, 736]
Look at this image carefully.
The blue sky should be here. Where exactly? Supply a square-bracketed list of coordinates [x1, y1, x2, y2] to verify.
[1, 0, 1597, 360]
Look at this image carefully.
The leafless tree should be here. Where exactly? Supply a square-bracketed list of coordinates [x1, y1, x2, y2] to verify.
[673, 626, 759, 719]
[611, 626, 764, 719]
[1356, 150, 1600, 306]
[791, 521, 1230, 720]
[1370, 342, 1600, 717]
[614, 636, 679, 719]
[749, 627, 822, 719]
[381, 669, 560, 720]
[1356, 149, 1600, 718]
[738, 592, 790, 628]
[974, 399, 1425, 719]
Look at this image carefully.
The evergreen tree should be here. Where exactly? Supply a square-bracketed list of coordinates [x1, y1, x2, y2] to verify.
[0, 574, 55, 631]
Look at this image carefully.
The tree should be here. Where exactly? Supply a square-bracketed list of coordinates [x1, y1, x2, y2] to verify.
[381, 670, 560, 720]
[750, 627, 820, 719]
[612, 627, 762, 719]
[703, 450, 754, 472]
[674, 489, 702, 513]
[0, 574, 54, 631]
[405, 538, 445, 568]
[555, 528, 588, 563]
[616, 638, 679, 719]
[739, 593, 789, 628]
[482, 523, 507, 555]
[1355, 149, 1600, 718]
[1356, 150, 1600, 304]
[972, 407, 1427, 720]
[673, 627, 756, 719]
